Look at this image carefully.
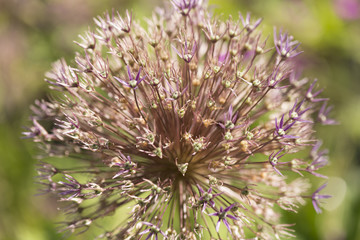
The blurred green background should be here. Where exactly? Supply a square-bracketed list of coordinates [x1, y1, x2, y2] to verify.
[0, 0, 359, 239]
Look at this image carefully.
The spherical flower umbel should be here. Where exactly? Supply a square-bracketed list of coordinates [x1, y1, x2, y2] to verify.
[25, 1, 336, 239]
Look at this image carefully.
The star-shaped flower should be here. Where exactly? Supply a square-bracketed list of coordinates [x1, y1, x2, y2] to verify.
[209, 204, 239, 233]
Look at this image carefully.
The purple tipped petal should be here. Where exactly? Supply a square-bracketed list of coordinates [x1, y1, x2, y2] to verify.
[272, 166, 284, 176]
[224, 204, 234, 212]
[273, 148, 284, 158]
[172, 45, 182, 58]
[226, 214, 238, 220]
[138, 75, 146, 85]
[208, 212, 219, 217]
[310, 172, 328, 179]
[253, 18, 262, 29]
[202, 203, 207, 212]
[135, 67, 142, 81]
[279, 114, 284, 128]
[223, 219, 232, 233]
[145, 233, 153, 240]
[197, 184, 204, 193]
[315, 183, 328, 193]
[283, 121, 295, 131]
[181, 85, 189, 95]
[127, 65, 132, 80]
[283, 134, 299, 139]
[114, 76, 130, 87]
[143, 222, 153, 226]
[312, 199, 322, 214]
[216, 219, 221, 232]
[139, 229, 151, 235]
[191, 42, 197, 54]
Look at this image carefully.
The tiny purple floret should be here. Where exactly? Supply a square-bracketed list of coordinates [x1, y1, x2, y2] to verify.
[114, 66, 145, 89]
[209, 204, 239, 234]
[311, 183, 331, 214]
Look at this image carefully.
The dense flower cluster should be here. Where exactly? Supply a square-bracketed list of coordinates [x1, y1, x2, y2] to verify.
[25, 1, 335, 239]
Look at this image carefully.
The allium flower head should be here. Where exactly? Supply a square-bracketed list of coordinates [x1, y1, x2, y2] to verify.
[25, 1, 336, 239]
